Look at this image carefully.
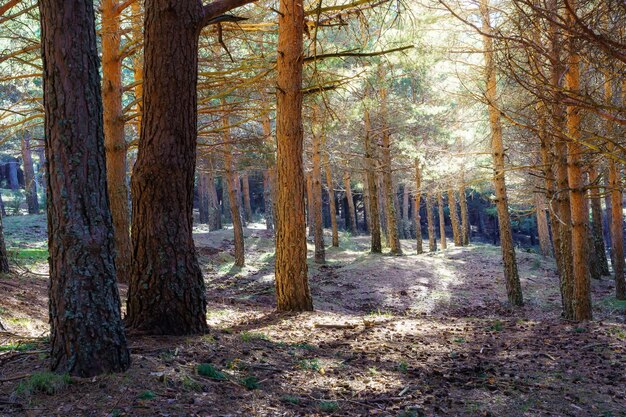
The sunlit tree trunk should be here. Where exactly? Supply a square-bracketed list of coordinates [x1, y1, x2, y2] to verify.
[364, 108, 381, 253]
[426, 192, 437, 252]
[565, 0, 591, 319]
[414, 160, 423, 254]
[459, 174, 470, 246]
[437, 192, 447, 250]
[21, 131, 39, 214]
[306, 172, 314, 237]
[275, 0, 313, 311]
[380, 78, 401, 255]
[312, 132, 325, 263]
[224, 138, 244, 268]
[102, 0, 131, 284]
[481, 0, 523, 306]
[448, 189, 462, 246]
[343, 172, 358, 235]
[39, 0, 130, 375]
[323, 153, 338, 247]
[263, 170, 274, 231]
[206, 158, 222, 231]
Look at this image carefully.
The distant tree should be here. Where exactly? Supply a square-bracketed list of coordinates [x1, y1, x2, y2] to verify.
[39, 0, 130, 376]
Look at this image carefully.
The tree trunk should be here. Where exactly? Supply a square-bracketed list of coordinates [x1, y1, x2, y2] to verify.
[127, 0, 210, 335]
[274, 0, 313, 311]
[21, 131, 39, 214]
[312, 133, 325, 263]
[343, 172, 358, 235]
[534, 189, 552, 257]
[565, 0, 591, 320]
[224, 134, 245, 268]
[459, 177, 470, 246]
[0, 211, 9, 272]
[323, 153, 338, 247]
[197, 158, 210, 224]
[306, 172, 314, 237]
[364, 109, 381, 253]
[588, 166, 609, 276]
[426, 192, 437, 252]
[481, 0, 523, 306]
[448, 189, 462, 246]
[39, 0, 130, 375]
[131, 0, 143, 140]
[241, 171, 252, 222]
[263, 169, 274, 231]
[414, 160, 423, 254]
[437, 192, 447, 250]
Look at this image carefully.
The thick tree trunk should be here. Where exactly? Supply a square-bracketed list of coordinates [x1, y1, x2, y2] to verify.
[102, 0, 131, 284]
[481, 0, 523, 306]
[127, 0, 208, 334]
[241, 172, 252, 222]
[426, 192, 437, 252]
[414, 160, 423, 254]
[323, 153, 338, 247]
[448, 189, 462, 246]
[437, 192, 447, 250]
[364, 109, 381, 253]
[565, 0, 591, 319]
[21, 131, 39, 214]
[274, 0, 313, 311]
[39, 0, 130, 375]
[312, 134, 325, 263]
[343, 172, 358, 235]
[588, 167, 609, 276]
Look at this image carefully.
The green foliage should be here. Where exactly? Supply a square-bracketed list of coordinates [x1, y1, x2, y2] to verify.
[396, 361, 408, 374]
[281, 395, 301, 405]
[196, 363, 226, 380]
[0, 342, 37, 352]
[240, 331, 269, 342]
[181, 376, 203, 392]
[15, 372, 70, 397]
[297, 358, 321, 372]
[137, 390, 156, 400]
[240, 375, 259, 390]
[8, 247, 48, 262]
[318, 401, 339, 413]
[488, 320, 503, 332]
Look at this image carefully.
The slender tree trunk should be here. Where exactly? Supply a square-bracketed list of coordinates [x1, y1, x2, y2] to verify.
[127, 0, 210, 334]
[0, 211, 9, 272]
[102, 0, 131, 284]
[414, 160, 423, 254]
[224, 131, 244, 268]
[312, 134, 325, 263]
[588, 166, 609, 276]
[306, 172, 314, 237]
[426, 192, 437, 252]
[364, 108, 381, 253]
[323, 153, 339, 247]
[534, 189, 552, 257]
[241, 172, 252, 222]
[263, 169, 274, 231]
[603, 174, 613, 265]
[565, 0, 591, 320]
[274, 0, 313, 311]
[131, 0, 143, 140]
[21, 131, 39, 214]
[197, 157, 210, 224]
[39, 0, 130, 375]
[459, 176, 470, 246]
[343, 172, 358, 235]
[437, 192, 447, 250]
[448, 189, 462, 246]
[481, 0, 523, 306]
[206, 159, 221, 230]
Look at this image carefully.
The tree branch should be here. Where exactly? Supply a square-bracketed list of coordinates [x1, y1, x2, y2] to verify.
[201, 0, 257, 27]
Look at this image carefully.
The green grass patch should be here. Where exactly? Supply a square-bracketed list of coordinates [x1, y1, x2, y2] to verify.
[137, 390, 156, 400]
[366, 309, 393, 318]
[488, 320, 503, 332]
[240, 331, 269, 342]
[240, 375, 259, 390]
[8, 247, 48, 262]
[181, 376, 203, 392]
[15, 372, 70, 397]
[601, 297, 626, 310]
[281, 395, 301, 405]
[0, 342, 37, 352]
[297, 358, 321, 372]
[396, 361, 408, 374]
[318, 401, 339, 413]
[196, 363, 226, 380]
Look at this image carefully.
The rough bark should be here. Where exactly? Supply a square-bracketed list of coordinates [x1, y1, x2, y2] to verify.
[323, 153, 338, 247]
[21, 131, 39, 214]
[241, 171, 252, 222]
[343, 172, 358, 235]
[414, 160, 423, 254]
[481, 0, 523, 306]
[312, 134, 325, 263]
[39, 0, 130, 375]
[274, 0, 313, 311]
[565, 0, 591, 320]
[364, 108, 381, 253]
[437, 192, 447, 250]
[127, 0, 209, 334]
[448, 189, 462, 246]
[588, 167, 609, 276]
[534, 189, 552, 257]
[426, 192, 437, 252]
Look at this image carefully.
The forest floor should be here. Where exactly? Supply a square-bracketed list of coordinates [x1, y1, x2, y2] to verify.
[1, 215, 625, 417]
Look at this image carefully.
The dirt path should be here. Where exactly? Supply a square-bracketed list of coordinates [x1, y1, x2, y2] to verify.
[1, 223, 625, 416]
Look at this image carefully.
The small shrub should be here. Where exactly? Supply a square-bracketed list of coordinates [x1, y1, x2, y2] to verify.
[240, 375, 259, 390]
[15, 372, 70, 397]
[297, 358, 321, 372]
[396, 361, 408, 374]
[196, 363, 226, 380]
[488, 320, 503, 332]
[318, 401, 339, 413]
[137, 390, 156, 400]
